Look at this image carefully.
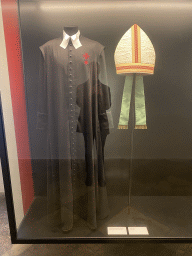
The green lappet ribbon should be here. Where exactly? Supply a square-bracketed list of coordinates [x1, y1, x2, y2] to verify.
[118, 75, 147, 129]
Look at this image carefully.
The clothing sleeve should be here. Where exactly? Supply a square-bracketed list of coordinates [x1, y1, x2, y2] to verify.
[98, 48, 114, 130]
[98, 47, 108, 88]
[36, 48, 48, 130]
[98, 82, 111, 112]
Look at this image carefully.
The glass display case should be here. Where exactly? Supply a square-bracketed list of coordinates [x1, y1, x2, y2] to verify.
[1, 0, 192, 242]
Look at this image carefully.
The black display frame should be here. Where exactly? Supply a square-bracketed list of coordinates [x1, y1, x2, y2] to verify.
[1, 0, 192, 243]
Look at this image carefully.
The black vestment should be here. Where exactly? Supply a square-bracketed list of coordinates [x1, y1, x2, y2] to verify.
[37, 34, 111, 231]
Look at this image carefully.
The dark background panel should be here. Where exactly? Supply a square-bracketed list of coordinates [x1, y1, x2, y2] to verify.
[18, 1, 192, 196]
[19, 0, 192, 160]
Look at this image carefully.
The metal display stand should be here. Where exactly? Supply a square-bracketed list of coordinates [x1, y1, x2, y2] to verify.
[128, 74, 136, 209]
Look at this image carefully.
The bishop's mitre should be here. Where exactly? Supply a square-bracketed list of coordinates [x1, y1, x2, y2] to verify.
[114, 24, 156, 130]
[114, 24, 156, 75]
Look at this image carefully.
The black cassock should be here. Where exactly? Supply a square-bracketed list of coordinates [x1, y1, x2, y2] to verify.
[36, 34, 112, 231]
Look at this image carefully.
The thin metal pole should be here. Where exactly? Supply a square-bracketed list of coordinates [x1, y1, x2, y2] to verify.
[128, 127, 134, 207]
[128, 74, 136, 209]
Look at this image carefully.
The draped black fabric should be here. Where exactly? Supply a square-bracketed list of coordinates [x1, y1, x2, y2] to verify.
[36, 34, 111, 231]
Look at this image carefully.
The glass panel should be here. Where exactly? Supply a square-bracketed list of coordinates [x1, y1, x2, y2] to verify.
[5, 0, 192, 239]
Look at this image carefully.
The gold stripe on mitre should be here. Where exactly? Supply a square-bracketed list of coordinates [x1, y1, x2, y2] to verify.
[116, 63, 154, 75]
[132, 24, 141, 64]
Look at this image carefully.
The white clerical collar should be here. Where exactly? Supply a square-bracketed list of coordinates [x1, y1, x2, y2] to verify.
[60, 30, 82, 49]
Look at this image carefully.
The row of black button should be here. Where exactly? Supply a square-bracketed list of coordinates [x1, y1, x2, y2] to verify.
[68, 43, 77, 175]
